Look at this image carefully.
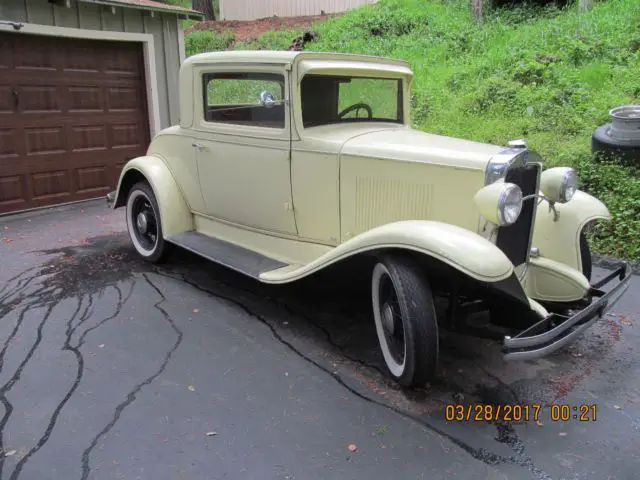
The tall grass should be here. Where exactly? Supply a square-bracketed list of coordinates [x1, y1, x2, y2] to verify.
[185, 0, 640, 260]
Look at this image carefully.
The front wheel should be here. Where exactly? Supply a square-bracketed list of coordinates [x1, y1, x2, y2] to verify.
[371, 255, 439, 388]
[126, 181, 169, 263]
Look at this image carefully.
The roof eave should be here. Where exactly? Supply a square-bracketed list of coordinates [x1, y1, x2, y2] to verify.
[76, 0, 205, 20]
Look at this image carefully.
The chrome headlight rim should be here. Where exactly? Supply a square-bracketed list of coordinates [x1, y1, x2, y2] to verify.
[497, 183, 523, 226]
[559, 168, 577, 203]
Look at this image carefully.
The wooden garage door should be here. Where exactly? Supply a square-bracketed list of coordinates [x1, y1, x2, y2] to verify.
[0, 31, 150, 215]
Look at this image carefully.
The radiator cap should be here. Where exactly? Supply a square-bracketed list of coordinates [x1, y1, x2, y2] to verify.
[508, 139, 528, 149]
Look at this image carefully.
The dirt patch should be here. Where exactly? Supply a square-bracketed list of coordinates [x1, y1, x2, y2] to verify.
[185, 14, 339, 42]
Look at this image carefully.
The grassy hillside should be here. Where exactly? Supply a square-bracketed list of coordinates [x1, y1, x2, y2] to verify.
[185, 0, 640, 261]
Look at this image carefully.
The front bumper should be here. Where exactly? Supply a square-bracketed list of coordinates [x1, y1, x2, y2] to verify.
[106, 191, 116, 208]
[503, 262, 632, 361]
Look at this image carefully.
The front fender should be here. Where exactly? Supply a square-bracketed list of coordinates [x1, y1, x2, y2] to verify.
[260, 220, 514, 283]
[531, 189, 610, 272]
[113, 155, 192, 237]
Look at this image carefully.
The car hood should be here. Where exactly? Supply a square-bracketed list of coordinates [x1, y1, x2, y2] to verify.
[340, 127, 504, 171]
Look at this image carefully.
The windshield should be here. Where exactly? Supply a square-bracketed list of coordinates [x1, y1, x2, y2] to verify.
[300, 74, 404, 128]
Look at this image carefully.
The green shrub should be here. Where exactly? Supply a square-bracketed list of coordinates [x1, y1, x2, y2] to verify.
[185, 30, 235, 57]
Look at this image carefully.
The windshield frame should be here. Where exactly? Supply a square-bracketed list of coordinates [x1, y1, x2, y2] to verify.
[299, 73, 405, 129]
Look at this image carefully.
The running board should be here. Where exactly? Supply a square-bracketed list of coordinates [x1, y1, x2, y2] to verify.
[165, 231, 289, 279]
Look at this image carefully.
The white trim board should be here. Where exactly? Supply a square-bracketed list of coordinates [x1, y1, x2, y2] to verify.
[177, 18, 186, 65]
[0, 22, 162, 138]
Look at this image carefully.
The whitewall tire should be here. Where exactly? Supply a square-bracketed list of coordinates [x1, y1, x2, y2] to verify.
[125, 182, 169, 263]
[371, 255, 439, 387]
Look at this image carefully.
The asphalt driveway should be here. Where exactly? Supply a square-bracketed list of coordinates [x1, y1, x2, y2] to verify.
[0, 201, 638, 480]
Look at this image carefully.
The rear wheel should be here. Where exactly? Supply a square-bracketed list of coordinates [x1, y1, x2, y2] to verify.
[126, 181, 169, 263]
[371, 255, 439, 388]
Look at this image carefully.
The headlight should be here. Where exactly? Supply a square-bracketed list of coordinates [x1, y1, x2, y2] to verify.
[498, 184, 523, 225]
[560, 168, 577, 202]
[474, 182, 523, 226]
[540, 167, 577, 204]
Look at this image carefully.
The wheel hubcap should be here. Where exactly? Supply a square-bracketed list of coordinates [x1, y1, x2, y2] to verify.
[136, 212, 148, 234]
[382, 302, 395, 335]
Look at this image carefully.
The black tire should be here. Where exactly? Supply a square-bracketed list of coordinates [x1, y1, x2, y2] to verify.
[371, 254, 438, 388]
[125, 181, 170, 263]
[580, 231, 592, 282]
[592, 124, 640, 164]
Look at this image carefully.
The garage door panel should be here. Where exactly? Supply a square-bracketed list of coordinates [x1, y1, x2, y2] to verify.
[75, 166, 110, 194]
[103, 49, 143, 76]
[13, 39, 59, 72]
[0, 175, 27, 209]
[63, 45, 103, 73]
[0, 35, 11, 70]
[0, 31, 149, 214]
[31, 170, 71, 200]
[19, 86, 63, 114]
[70, 125, 108, 152]
[0, 129, 20, 158]
[106, 87, 141, 112]
[110, 123, 144, 150]
[0, 86, 15, 115]
[25, 127, 67, 156]
[68, 86, 104, 113]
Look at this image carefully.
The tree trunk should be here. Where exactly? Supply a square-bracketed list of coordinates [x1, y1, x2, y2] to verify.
[471, 0, 483, 24]
[579, 0, 593, 13]
[192, 0, 215, 20]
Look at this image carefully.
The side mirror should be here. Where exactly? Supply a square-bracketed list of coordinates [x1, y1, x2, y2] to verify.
[259, 91, 277, 108]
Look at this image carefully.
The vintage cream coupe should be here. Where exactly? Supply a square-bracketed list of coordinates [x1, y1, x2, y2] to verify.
[107, 51, 631, 387]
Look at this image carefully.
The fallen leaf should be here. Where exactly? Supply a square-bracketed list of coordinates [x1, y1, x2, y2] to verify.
[4, 450, 16, 457]
[188, 385, 196, 392]
[205, 431, 217, 436]
[536, 420, 544, 427]
[614, 405, 621, 410]
[193, 309, 200, 314]
[98, 344, 105, 348]
[347, 444, 358, 452]
[558, 432, 568, 436]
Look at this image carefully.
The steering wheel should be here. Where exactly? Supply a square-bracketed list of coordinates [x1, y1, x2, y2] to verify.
[338, 102, 373, 119]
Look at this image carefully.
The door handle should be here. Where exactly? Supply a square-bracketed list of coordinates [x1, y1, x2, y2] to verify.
[192, 142, 204, 150]
[11, 88, 18, 109]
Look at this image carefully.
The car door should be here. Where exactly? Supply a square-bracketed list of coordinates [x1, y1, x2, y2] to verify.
[191, 65, 297, 236]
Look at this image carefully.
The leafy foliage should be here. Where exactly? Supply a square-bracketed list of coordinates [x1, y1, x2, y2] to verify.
[185, 30, 235, 55]
[184, 0, 640, 260]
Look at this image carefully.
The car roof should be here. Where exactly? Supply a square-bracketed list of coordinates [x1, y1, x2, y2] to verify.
[183, 50, 411, 70]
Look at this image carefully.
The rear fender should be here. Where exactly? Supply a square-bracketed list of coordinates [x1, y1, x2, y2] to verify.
[261, 220, 515, 284]
[112, 155, 192, 237]
[531, 190, 610, 273]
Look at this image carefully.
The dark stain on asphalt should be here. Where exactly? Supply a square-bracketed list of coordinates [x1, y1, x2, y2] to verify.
[0, 232, 601, 479]
[0, 236, 157, 479]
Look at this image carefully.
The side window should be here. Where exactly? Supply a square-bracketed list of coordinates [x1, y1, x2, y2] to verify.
[202, 72, 286, 129]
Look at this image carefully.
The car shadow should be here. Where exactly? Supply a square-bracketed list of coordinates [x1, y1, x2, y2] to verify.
[25, 232, 626, 419]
